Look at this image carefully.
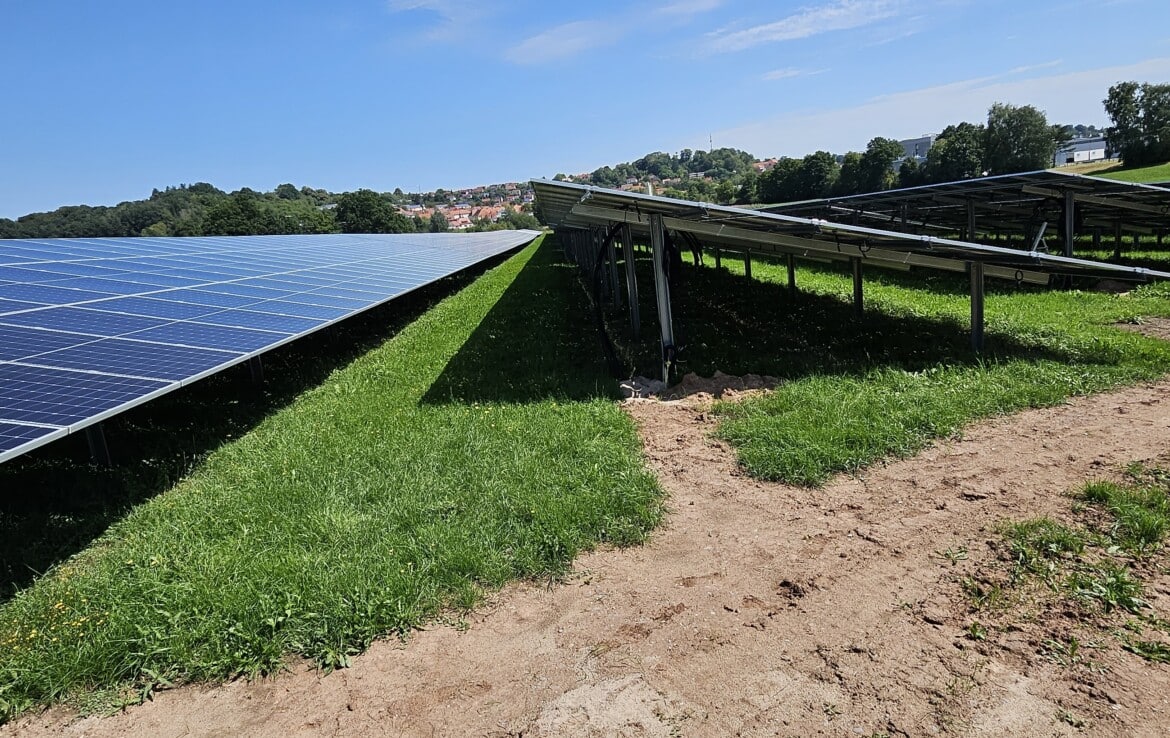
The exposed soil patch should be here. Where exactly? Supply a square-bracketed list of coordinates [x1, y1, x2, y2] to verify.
[1117, 316, 1170, 342]
[6, 381, 1170, 737]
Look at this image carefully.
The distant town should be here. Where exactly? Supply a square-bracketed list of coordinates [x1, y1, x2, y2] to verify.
[393, 181, 536, 231]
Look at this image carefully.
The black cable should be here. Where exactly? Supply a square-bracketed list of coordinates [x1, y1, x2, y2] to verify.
[591, 223, 626, 378]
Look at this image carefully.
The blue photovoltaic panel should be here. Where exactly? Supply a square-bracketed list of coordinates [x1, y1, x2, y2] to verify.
[0, 298, 44, 314]
[0, 423, 60, 453]
[29, 338, 240, 381]
[0, 363, 169, 426]
[259, 301, 349, 320]
[131, 322, 286, 352]
[0, 284, 115, 304]
[0, 307, 168, 335]
[191, 310, 323, 334]
[0, 230, 540, 462]
[86, 296, 223, 320]
[0, 325, 91, 361]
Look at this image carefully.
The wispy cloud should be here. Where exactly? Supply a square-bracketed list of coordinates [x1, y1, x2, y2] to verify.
[1007, 59, 1064, 75]
[762, 67, 828, 81]
[706, 0, 904, 53]
[655, 0, 725, 17]
[385, 0, 491, 42]
[505, 2, 721, 65]
[504, 20, 619, 64]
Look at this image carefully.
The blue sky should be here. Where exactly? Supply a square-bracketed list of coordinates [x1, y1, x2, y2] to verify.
[2, 0, 1169, 218]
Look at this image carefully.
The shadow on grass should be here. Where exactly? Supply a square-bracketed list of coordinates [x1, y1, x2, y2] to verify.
[421, 238, 620, 405]
[0, 253, 515, 601]
[612, 255, 1088, 381]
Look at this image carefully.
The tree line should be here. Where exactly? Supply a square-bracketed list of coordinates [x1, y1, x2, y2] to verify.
[0, 183, 539, 240]
[571, 79, 1169, 206]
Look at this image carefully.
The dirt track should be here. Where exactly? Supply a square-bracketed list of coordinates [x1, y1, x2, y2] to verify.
[6, 379, 1170, 737]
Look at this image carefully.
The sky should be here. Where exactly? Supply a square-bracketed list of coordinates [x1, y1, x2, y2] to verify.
[2, 0, 1169, 219]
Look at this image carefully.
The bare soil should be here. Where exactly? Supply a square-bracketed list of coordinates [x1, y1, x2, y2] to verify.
[6, 376, 1170, 737]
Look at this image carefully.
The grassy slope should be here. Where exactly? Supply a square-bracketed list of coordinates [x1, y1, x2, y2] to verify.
[0, 238, 661, 720]
[617, 254, 1170, 486]
[1058, 160, 1170, 184]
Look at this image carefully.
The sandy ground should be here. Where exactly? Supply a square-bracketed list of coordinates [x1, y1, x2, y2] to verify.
[6, 373, 1170, 737]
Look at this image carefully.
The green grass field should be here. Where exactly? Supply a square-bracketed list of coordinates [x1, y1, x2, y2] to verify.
[0, 237, 662, 721]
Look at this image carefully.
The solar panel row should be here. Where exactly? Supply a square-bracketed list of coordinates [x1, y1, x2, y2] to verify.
[0, 231, 540, 463]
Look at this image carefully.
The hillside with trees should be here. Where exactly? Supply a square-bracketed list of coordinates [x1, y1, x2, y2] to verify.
[0, 182, 538, 240]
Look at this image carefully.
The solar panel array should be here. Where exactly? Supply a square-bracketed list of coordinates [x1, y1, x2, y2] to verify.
[763, 170, 1170, 237]
[0, 230, 539, 463]
[533, 178, 1170, 283]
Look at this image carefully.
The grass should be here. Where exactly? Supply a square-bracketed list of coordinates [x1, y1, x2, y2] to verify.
[964, 466, 1170, 664]
[1056, 160, 1170, 183]
[0, 237, 662, 722]
[614, 253, 1170, 485]
[1088, 161, 1170, 185]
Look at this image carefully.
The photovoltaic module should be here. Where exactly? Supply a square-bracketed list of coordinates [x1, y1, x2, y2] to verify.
[0, 230, 539, 462]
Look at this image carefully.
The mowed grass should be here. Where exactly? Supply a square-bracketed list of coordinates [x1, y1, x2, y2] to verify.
[608, 251, 1170, 486]
[1089, 161, 1170, 184]
[0, 237, 662, 721]
[1058, 160, 1170, 184]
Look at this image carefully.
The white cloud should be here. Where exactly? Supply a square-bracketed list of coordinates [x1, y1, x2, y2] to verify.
[709, 57, 1170, 157]
[386, 0, 491, 42]
[1007, 59, 1064, 75]
[705, 0, 903, 53]
[386, 0, 475, 20]
[655, 0, 725, 17]
[763, 67, 827, 81]
[505, 20, 619, 64]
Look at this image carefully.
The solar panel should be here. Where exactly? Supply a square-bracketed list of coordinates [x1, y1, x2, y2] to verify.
[0, 230, 539, 463]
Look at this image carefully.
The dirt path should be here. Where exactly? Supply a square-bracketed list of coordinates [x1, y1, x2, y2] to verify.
[6, 380, 1170, 737]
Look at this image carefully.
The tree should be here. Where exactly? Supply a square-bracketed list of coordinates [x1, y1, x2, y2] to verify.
[758, 157, 800, 203]
[1105, 81, 1170, 166]
[834, 151, 864, 196]
[857, 137, 904, 193]
[734, 170, 759, 204]
[898, 158, 924, 188]
[428, 208, 449, 233]
[714, 178, 737, 205]
[984, 103, 1059, 174]
[274, 183, 300, 200]
[334, 189, 412, 233]
[924, 122, 985, 183]
[793, 151, 839, 200]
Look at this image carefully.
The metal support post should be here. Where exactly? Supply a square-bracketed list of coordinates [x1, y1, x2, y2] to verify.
[1062, 190, 1076, 258]
[851, 257, 864, 317]
[248, 356, 264, 385]
[1093, 228, 1102, 253]
[86, 424, 112, 467]
[649, 214, 676, 383]
[744, 250, 752, 280]
[621, 224, 641, 340]
[969, 261, 985, 353]
[714, 245, 721, 269]
[966, 198, 976, 243]
[607, 228, 622, 309]
[1114, 221, 1124, 259]
[786, 253, 797, 298]
[592, 228, 607, 299]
